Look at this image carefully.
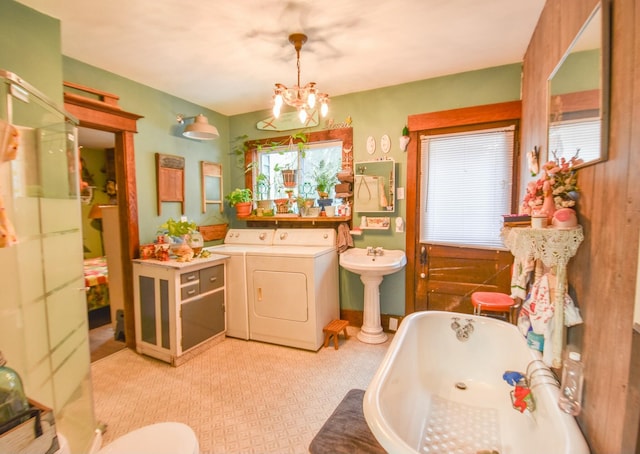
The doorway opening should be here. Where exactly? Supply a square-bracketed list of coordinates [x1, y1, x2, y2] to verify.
[64, 81, 143, 356]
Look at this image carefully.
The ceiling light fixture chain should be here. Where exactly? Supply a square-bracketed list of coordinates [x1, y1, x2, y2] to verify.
[272, 33, 329, 123]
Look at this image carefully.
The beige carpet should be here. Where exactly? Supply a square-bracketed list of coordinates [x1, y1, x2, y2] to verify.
[91, 327, 391, 454]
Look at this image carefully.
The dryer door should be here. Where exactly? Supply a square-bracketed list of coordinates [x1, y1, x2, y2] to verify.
[252, 270, 308, 322]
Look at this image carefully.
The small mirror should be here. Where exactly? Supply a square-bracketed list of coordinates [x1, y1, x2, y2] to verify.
[547, 0, 610, 169]
[201, 161, 223, 213]
[353, 159, 395, 213]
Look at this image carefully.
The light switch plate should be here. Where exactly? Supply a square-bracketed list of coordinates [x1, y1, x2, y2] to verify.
[396, 187, 405, 200]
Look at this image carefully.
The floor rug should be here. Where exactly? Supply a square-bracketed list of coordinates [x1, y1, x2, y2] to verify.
[309, 388, 386, 454]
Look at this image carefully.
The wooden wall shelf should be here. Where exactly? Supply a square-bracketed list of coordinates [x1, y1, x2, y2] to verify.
[240, 215, 351, 228]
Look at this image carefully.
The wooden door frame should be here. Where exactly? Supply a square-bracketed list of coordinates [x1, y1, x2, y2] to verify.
[64, 82, 143, 349]
[404, 101, 522, 316]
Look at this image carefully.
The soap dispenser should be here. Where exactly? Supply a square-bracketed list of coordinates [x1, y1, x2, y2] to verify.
[0, 351, 30, 429]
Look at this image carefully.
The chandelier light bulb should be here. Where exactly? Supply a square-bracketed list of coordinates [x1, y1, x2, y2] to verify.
[320, 100, 329, 117]
[298, 108, 307, 123]
[274, 93, 283, 108]
[307, 92, 316, 109]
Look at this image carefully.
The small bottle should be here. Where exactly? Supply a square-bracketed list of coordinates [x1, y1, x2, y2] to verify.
[0, 351, 30, 426]
[558, 351, 584, 416]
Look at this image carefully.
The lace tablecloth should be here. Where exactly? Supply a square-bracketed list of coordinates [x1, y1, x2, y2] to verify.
[501, 226, 583, 367]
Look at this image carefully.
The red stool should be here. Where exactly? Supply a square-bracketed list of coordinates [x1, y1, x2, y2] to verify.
[471, 292, 519, 324]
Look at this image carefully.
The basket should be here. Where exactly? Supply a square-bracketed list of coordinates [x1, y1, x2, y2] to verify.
[198, 224, 228, 241]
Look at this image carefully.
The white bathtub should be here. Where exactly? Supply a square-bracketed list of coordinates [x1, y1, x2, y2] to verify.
[363, 311, 589, 454]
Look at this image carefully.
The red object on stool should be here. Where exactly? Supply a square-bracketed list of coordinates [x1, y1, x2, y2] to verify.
[471, 291, 519, 324]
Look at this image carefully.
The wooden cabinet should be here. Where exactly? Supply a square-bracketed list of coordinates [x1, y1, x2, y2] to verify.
[132, 254, 228, 366]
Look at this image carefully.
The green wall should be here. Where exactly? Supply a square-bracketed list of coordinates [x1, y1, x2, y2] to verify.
[63, 57, 231, 245]
[0, 0, 63, 103]
[4, 0, 523, 318]
[229, 64, 523, 315]
[80, 147, 110, 258]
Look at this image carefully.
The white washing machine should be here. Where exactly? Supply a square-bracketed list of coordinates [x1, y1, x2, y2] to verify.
[205, 229, 275, 339]
[245, 228, 339, 351]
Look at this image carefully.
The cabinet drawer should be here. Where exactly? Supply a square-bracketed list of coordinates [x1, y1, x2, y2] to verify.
[181, 283, 199, 300]
[181, 271, 199, 285]
[200, 265, 224, 293]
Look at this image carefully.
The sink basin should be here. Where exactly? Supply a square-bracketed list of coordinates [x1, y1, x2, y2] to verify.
[340, 248, 406, 344]
[339, 248, 407, 277]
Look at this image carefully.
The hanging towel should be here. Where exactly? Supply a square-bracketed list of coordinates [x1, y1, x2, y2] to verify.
[378, 177, 388, 208]
[336, 222, 354, 254]
[0, 119, 19, 248]
[510, 255, 535, 299]
[517, 273, 583, 364]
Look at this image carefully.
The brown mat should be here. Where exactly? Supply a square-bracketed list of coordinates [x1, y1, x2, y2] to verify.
[309, 389, 386, 454]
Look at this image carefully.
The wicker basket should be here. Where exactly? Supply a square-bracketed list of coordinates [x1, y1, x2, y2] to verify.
[198, 224, 228, 241]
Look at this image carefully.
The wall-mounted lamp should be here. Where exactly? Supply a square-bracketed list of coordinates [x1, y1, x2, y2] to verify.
[176, 114, 219, 140]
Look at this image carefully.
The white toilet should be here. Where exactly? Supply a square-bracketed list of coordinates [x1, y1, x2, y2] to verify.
[57, 422, 199, 454]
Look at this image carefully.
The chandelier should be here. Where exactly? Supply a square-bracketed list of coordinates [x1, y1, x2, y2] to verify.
[272, 33, 329, 123]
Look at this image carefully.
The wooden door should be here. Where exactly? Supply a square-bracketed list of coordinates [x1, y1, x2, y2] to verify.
[414, 243, 513, 313]
[404, 101, 521, 316]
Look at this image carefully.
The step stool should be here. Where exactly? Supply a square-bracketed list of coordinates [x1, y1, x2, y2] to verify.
[323, 320, 349, 350]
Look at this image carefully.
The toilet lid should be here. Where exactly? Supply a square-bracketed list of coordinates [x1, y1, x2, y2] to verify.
[98, 422, 199, 454]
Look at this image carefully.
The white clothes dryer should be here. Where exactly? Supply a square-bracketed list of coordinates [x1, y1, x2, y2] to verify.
[205, 229, 275, 339]
[245, 228, 339, 351]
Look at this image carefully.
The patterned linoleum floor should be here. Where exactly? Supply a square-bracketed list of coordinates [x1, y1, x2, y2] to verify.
[91, 327, 391, 454]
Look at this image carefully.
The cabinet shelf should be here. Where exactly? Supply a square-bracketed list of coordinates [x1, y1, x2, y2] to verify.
[239, 215, 351, 225]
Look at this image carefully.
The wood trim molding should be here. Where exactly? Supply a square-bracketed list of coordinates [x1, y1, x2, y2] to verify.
[64, 85, 143, 349]
[339, 309, 403, 334]
[408, 100, 522, 132]
[243, 127, 354, 190]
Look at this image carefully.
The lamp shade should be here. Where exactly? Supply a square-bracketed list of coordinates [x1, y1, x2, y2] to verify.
[183, 114, 219, 140]
[88, 203, 103, 219]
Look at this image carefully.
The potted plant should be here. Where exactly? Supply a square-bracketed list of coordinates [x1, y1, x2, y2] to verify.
[313, 160, 338, 199]
[225, 188, 253, 217]
[159, 217, 197, 239]
[158, 217, 199, 259]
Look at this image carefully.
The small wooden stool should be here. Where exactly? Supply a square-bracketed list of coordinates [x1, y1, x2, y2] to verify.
[323, 320, 349, 350]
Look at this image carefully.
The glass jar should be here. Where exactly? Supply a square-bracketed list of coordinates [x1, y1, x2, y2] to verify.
[187, 231, 204, 256]
[0, 351, 30, 430]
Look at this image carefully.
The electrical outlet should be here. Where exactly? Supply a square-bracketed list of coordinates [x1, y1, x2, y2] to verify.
[389, 317, 398, 331]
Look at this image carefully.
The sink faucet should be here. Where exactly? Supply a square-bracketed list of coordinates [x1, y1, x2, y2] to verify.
[367, 246, 384, 256]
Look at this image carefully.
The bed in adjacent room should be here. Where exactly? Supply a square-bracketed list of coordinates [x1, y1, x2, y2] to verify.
[84, 256, 110, 312]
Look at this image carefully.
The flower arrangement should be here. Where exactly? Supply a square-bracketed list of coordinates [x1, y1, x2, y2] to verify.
[520, 153, 582, 215]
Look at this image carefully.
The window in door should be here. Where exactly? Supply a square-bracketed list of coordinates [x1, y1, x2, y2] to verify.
[420, 125, 516, 249]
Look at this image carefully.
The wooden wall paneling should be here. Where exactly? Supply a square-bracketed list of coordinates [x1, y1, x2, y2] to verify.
[621, 0, 640, 450]
[522, 0, 639, 452]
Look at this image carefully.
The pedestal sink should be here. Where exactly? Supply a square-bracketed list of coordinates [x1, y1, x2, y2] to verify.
[340, 248, 407, 344]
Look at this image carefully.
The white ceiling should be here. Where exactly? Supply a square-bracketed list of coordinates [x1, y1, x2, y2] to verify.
[19, 0, 545, 117]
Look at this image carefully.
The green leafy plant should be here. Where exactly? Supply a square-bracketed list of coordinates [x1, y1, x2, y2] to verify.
[225, 188, 253, 206]
[313, 160, 338, 194]
[231, 131, 310, 163]
[158, 217, 197, 237]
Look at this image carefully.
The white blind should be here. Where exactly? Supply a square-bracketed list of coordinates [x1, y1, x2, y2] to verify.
[420, 127, 515, 248]
[548, 118, 600, 163]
